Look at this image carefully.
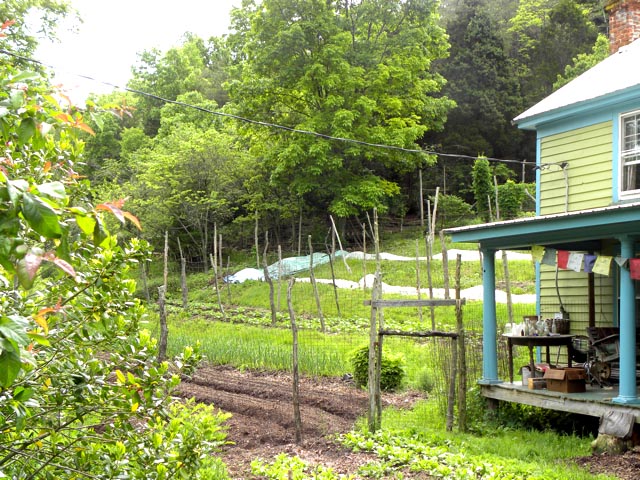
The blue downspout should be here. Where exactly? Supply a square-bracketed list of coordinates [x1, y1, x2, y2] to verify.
[479, 246, 500, 384]
[613, 235, 639, 404]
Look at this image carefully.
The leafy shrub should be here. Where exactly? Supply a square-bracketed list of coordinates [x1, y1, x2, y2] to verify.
[350, 345, 406, 392]
[416, 367, 436, 393]
[497, 179, 526, 220]
[434, 194, 476, 229]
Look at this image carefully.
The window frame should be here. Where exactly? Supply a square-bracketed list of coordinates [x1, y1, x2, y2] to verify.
[619, 109, 640, 199]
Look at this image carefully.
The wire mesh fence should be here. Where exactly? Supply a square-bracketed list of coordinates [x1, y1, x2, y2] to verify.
[146, 240, 537, 430]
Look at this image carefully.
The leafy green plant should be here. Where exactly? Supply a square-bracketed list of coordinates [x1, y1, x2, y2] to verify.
[350, 345, 406, 392]
[251, 453, 354, 479]
[0, 52, 228, 479]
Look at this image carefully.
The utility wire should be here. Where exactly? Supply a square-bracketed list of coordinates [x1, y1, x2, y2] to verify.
[1, 48, 535, 167]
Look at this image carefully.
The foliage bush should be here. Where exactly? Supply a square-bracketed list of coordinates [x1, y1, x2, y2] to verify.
[433, 194, 477, 229]
[497, 179, 527, 220]
[350, 345, 406, 392]
[0, 48, 229, 479]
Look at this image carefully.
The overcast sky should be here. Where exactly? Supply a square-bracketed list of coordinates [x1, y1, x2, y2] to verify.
[34, 0, 239, 102]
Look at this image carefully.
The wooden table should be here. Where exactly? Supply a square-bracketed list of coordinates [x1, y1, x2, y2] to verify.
[503, 334, 575, 383]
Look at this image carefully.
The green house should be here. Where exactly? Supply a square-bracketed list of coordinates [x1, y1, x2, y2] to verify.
[446, 2, 640, 410]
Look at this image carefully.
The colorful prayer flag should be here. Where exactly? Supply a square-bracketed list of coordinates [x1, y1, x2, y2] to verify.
[630, 258, 640, 280]
[531, 245, 545, 263]
[541, 247, 556, 266]
[584, 254, 597, 273]
[593, 255, 612, 276]
[557, 250, 569, 269]
[567, 252, 584, 272]
[615, 256, 628, 268]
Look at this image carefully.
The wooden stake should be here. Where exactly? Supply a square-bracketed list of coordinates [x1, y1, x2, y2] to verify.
[277, 245, 283, 312]
[368, 209, 382, 432]
[255, 210, 260, 268]
[440, 230, 450, 300]
[263, 232, 277, 326]
[419, 168, 424, 228]
[163, 231, 168, 290]
[329, 215, 351, 273]
[425, 235, 436, 330]
[362, 223, 367, 290]
[415, 239, 423, 323]
[157, 285, 168, 362]
[456, 254, 467, 432]
[287, 277, 302, 444]
[177, 237, 187, 310]
[210, 254, 226, 320]
[326, 242, 341, 317]
[308, 236, 325, 332]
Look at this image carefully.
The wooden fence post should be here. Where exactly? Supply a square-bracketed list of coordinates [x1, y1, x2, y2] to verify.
[456, 254, 467, 432]
[287, 277, 302, 443]
[308, 236, 325, 332]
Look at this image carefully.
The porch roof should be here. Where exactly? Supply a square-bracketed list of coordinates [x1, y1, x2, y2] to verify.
[445, 202, 640, 251]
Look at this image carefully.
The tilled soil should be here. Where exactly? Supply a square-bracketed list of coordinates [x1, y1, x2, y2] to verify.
[177, 365, 640, 479]
[177, 365, 421, 478]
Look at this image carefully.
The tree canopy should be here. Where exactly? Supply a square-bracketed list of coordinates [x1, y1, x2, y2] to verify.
[225, 0, 454, 218]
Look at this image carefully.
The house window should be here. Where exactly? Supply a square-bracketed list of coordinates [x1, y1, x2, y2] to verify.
[621, 111, 640, 196]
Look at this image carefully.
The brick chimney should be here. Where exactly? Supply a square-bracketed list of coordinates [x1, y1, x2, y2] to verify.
[607, 0, 640, 53]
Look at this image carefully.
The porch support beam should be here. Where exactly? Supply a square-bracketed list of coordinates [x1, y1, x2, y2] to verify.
[613, 235, 639, 404]
[479, 246, 501, 384]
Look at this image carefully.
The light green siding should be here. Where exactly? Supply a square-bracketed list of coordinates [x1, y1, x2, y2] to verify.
[539, 265, 614, 335]
[539, 121, 613, 215]
[539, 123, 616, 335]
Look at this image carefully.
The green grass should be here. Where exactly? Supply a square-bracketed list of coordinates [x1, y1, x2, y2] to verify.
[140, 226, 611, 479]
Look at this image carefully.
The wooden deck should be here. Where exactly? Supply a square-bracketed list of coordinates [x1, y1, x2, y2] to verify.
[481, 382, 640, 421]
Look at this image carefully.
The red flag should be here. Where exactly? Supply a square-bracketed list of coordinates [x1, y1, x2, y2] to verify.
[557, 250, 569, 269]
[630, 258, 640, 280]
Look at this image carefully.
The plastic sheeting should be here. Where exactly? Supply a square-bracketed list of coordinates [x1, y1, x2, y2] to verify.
[225, 251, 348, 283]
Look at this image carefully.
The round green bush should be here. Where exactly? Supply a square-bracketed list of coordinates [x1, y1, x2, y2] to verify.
[350, 345, 406, 392]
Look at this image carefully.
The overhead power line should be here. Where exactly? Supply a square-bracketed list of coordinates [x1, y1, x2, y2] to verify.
[1, 48, 535, 167]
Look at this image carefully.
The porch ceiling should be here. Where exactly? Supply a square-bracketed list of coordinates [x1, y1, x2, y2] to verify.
[445, 202, 640, 251]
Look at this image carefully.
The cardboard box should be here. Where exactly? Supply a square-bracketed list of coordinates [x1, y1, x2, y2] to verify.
[543, 367, 586, 393]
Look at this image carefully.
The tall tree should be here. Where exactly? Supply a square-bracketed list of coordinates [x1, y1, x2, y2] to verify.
[128, 34, 229, 135]
[508, 0, 598, 105]
[429, 0, 525, 195]
[226, 0, 454, 219]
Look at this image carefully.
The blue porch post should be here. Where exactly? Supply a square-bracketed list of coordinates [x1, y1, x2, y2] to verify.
[613, 235, 639, 404]
[479, 247, 501, 384]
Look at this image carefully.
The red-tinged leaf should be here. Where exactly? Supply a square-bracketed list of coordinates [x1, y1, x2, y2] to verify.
[96, 202, 125, 224]
[52, 257, 76, 279]
[43, 251, 76, 279]
[1, 20, 16, 30]
[54, 113, 73, 123]
[16, 252, 43, 289]
[43, 161, 51, 172]
[58, 92, 72, 107]
[75, 121, 95, 136]
[123, 211, 142, 230]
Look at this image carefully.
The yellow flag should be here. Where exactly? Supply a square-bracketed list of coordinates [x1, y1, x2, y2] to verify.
[531, 245, 545, 263]
[593, 255, 612, 276]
